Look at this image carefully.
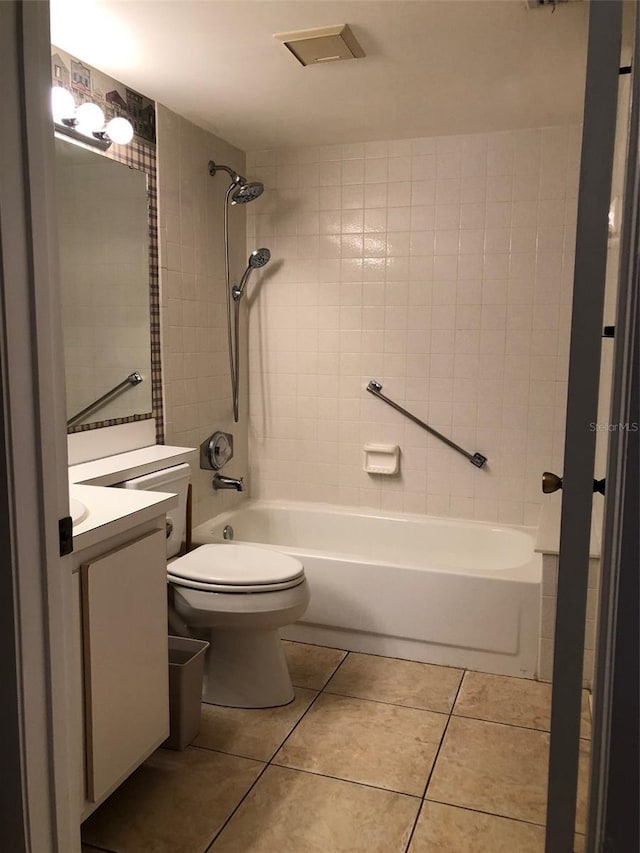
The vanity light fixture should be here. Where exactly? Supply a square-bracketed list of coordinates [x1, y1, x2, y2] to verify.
[51, 85, 135, 150]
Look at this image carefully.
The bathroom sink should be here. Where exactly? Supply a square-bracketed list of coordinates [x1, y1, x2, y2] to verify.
[70, 498, 89, 526]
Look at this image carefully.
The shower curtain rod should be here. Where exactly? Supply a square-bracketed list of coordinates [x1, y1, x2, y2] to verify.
[366, 380, 488, 469]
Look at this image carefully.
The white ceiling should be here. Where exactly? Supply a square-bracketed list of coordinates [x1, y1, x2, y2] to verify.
[50, 0, 592, 152]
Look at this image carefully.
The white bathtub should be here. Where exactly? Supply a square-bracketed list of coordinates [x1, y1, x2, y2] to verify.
[192, 501, 542, 678]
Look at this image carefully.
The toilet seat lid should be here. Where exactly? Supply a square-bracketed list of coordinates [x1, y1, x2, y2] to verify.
[169, 544, 304, 587]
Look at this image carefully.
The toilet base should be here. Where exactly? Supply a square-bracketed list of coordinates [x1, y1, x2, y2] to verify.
[200, 628, 294, 708]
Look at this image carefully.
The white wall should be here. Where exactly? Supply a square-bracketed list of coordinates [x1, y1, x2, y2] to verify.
[246, 128, 581, 524]
[157, 105, 248, 526]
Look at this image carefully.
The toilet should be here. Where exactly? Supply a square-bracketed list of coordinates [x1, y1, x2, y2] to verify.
[119, 464, 309, 709]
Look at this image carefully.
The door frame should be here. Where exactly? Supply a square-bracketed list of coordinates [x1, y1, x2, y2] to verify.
[545, 2, 625, 851]
[588, 6, 640, 848]
[0, 1, 74, 850]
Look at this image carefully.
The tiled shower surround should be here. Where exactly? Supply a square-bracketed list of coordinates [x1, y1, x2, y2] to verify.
[246, 128, 581, 525]
[157, 105, 249, 526]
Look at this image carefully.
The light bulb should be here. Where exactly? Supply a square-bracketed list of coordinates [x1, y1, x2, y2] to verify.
[75, 102, 105, 135]
[51, 86, 75, 122]
[105, 116, 134, 145]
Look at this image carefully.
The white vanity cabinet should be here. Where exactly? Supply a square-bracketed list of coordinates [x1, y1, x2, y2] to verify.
[68, 506, 175, 822]
[81, 527, 168, 805]
[66, 445, 195, 828]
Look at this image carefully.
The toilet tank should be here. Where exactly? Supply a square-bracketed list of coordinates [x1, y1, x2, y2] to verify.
[118, 463, 191, 559]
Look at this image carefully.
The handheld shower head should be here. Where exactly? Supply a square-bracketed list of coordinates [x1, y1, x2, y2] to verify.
[233, 248, 271, 300]
[248, 247, 271, 268]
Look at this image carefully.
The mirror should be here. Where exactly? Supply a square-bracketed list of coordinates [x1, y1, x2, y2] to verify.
[54, 136, 153, 431]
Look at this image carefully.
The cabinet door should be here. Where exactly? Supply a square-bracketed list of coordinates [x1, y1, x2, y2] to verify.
[81, 528, 168, 803]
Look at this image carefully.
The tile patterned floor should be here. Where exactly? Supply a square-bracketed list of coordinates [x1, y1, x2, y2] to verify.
[82, 642, 590, 853]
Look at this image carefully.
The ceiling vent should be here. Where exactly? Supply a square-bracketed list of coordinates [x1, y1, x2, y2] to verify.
[274, 24, 365, 67]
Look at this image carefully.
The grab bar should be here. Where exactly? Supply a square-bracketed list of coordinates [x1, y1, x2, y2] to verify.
[366, 380, 488, 469]
[67, 372, 143, 428]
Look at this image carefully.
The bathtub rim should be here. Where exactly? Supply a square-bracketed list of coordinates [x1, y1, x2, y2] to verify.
[192, 498, 542, 585]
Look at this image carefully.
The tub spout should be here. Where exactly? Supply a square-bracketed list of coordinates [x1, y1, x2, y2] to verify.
[212, 473, 245, 492]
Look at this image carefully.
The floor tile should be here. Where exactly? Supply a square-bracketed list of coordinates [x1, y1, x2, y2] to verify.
[211, 765, 419, 852]
[453, 672, 592, 737]
[81, 746, 263, 853]
[283, 641, 347, 689]
[325, 652, 463, 713]
[575, 740, 592, 835]
[408, 801, 545, 852]
[427, 717, 591, 831]
[426, 716, 549, 825]
[193, 687, 318, 761]
[274, 692, 447, 795]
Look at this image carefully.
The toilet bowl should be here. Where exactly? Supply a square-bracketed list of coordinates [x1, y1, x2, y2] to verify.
[119, 464, 309, 709]
[169, 544, 309, 708]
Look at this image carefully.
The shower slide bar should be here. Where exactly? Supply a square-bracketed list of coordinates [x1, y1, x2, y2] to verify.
[67, 372, 143, 428]
[366, 380, 488, 469]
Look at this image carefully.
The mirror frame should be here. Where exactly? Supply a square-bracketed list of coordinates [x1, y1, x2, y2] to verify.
[60, 134, 164, 442]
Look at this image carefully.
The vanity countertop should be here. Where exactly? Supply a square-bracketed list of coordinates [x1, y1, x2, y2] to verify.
[69, 444, 196, 551]
[71, 483, 178, 552]
[69, 444, 197, 487]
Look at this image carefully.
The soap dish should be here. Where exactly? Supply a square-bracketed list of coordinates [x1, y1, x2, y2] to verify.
[363, 443, 400, 475]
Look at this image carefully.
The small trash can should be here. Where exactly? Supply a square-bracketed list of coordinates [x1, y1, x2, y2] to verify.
[163, 636, 209, 751]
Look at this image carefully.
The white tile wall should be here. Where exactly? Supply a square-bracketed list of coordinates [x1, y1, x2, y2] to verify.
[157, 106, 248, 525]
[538, 553, 600, 688]
[246, 128, 581, 523]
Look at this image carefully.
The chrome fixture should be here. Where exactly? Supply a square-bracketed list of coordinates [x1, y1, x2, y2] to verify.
[222, 525, 234, 540]
[366, 379, 488, 469]
[232, 248, 272, 301]
[51, 86, 134, 149]
[212, 474, 245, 492]
[200, 431, 234, 471]
[67, 372, 143, 428]
[208, 161, 264, 205]
[209, 160, 271, 422]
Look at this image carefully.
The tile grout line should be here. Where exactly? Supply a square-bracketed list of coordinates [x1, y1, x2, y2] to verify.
[318, 649, 351, 692]
[203, 755, 271, 853]
[422, 796, 549, 829]
[422, 669, 467, 799]
[449, 712, 591, 740]
[402, 669, 468, 853]
[321, 686, 457, 716]
[267, 761, 423, 801]
[203, 651, 351, 851]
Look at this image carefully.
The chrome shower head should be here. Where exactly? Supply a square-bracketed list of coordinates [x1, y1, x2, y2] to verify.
[231, 181, 264, 204]
[233, 248, 271, 300]
[248, 247, 271, 268]
[208, 160, 264, 204]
